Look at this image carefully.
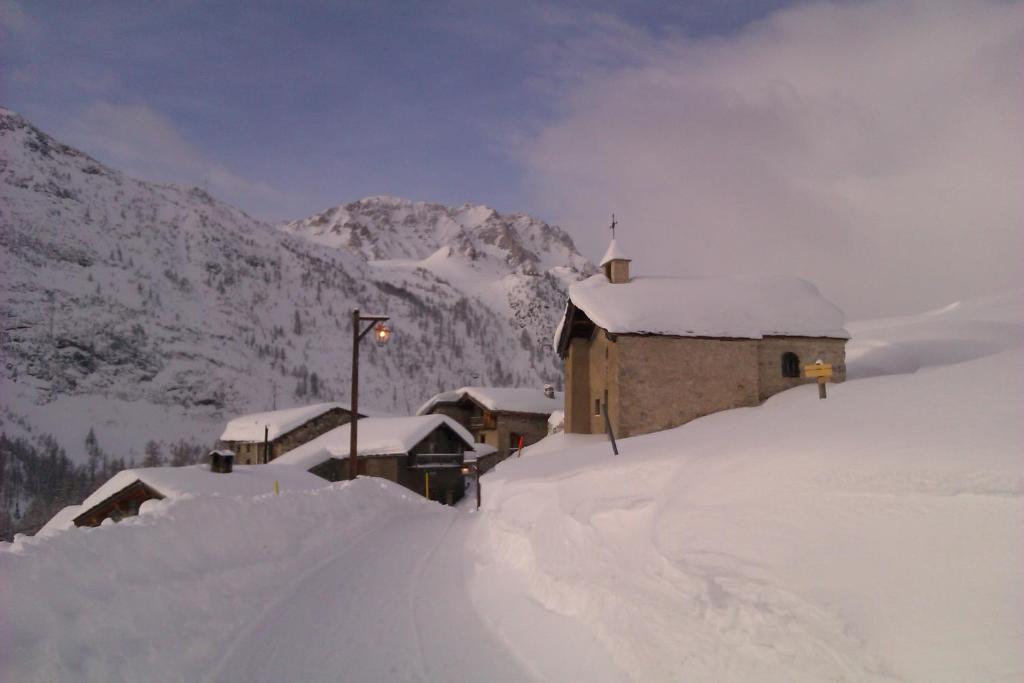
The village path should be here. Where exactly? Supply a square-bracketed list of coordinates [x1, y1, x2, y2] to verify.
[205, 496, 533, 683]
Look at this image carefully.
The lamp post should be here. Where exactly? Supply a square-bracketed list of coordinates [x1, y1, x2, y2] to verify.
[350, 308, 391, 480]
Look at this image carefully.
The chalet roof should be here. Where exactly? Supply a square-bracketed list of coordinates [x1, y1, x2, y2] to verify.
[555, 274, 849, 351]
[464, 442, 498, 462]
[416, 386, 563, 416]
[599, 239, 631, 266]
[51, 464, 327, 532]
[220, 402, 362, 442]
[271, 415, 475, 470]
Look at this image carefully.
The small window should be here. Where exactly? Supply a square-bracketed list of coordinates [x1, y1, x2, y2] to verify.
[594, 398, 602, 416]
[781, 352, 800, 378]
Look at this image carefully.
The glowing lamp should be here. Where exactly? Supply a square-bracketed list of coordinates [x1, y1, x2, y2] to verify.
[373, 321, 391, 345]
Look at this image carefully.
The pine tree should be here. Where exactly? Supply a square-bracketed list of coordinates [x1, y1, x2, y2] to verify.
[142, 440, 164, 467]
[85, 428, 102, 479]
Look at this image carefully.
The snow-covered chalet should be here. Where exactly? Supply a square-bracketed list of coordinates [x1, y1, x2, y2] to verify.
[554, 239, 849, 438]
[416, 386, 562, 468]
[219, 403, 363, 465]
[272, 415, 475, 505]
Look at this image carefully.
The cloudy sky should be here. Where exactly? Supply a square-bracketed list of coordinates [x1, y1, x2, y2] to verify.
[2, 0, 1021, 317]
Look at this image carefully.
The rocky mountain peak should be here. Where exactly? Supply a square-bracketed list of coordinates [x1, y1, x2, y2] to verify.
[0, 109, 593, 464]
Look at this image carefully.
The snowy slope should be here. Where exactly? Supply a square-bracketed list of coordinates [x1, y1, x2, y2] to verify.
[470, 291, 1024, 682]
[0, 108, 592, 464]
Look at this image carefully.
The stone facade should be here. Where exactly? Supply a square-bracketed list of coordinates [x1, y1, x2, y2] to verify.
[565, 330, 846, 439]
[486, 412, 549, 461]
[756, 336, 847, 401]
[223, 407, 356, 465]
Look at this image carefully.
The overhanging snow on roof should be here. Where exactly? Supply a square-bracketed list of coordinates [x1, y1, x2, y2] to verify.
[556, 274, 849, 352]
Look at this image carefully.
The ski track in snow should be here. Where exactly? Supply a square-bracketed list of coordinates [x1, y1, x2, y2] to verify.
[207, 506, 530, 683]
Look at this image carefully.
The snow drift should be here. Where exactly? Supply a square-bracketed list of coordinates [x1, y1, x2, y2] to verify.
[470, 291, 1024, 682]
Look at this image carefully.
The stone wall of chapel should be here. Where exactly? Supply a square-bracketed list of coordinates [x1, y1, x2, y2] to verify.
[587, 332, 618, 434]
[616, 336, 760, 438]
[564, 337, 591, 434]
[756, 336, 847, 401]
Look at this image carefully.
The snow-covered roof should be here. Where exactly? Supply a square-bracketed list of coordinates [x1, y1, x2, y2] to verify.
[220, 402, 356, 442]
[556, 274, 849, 346]
[465, 442, 498, 462]
[37, 505, 84, 536]
[72, 464, 328, 523]
[599, 239, 631, 266]
[271, 415, 475, 470]
[416, 386, 563, 416]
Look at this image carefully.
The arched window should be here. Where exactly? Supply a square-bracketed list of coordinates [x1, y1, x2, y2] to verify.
[781, 352, 800, 378]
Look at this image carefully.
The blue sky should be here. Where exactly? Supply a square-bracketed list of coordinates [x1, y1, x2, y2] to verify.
[2, 0, 788, 220]
[2, 0, 1022, 316]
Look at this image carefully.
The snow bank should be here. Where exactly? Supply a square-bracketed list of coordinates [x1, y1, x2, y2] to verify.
[417, 386, 563, 416]
[272, 415, 474, 470]
[61, 463, 328, 527]
[219, 402, 350, 442]
[557, 273, 849, 342]
[846, 288, 1024, 379]
[1, 479, 441, 682]
[472, 293, 1024, 682]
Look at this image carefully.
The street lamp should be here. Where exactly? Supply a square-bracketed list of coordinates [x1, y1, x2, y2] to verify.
[461, 462, 481, 509]
[350, 308, 391, 480]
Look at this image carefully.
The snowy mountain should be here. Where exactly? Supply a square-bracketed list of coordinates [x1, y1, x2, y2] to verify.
[0, 107, 593, 465]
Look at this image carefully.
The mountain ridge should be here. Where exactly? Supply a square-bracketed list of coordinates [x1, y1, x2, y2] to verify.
[0, 107, 592, 464]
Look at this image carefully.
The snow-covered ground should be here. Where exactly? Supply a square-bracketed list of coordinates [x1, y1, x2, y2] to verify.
[471, 290, 1024, 682]
[3, 290, 1022, 682]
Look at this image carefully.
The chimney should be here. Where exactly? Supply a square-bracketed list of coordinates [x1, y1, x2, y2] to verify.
[209, 449, 234, 473]
[543, 384, 555, 399]
[599, 239, 632, 284]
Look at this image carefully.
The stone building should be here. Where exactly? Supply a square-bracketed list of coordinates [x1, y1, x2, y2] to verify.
[271, 415, 475, 505]
[219, 403, 363, 465]
[417, 386, 562, 468]
[554, 240, 849, 439]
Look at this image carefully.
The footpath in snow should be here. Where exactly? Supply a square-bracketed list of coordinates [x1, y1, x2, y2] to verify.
[1, 480, 529, 683]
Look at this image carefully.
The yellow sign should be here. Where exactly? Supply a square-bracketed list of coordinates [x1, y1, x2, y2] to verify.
[803, 363, 833, 379]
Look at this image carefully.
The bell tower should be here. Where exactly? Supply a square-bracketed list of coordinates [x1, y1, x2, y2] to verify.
[600, 215, 631, 284]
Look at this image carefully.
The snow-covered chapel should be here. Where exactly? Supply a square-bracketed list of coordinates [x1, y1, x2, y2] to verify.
[554, 239, 850, 438]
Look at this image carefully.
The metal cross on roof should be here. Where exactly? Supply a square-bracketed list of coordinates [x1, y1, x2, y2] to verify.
[610, 213, 617, 239]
